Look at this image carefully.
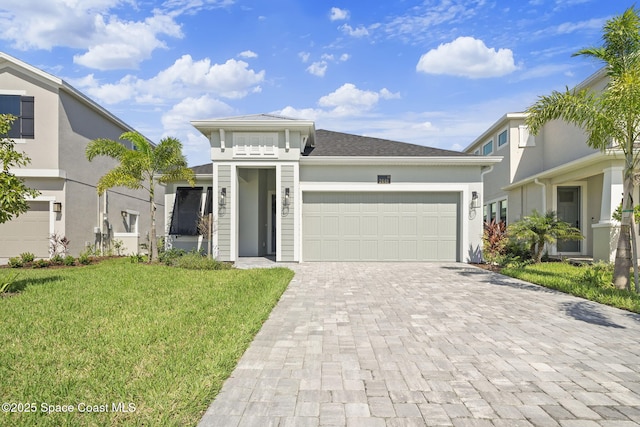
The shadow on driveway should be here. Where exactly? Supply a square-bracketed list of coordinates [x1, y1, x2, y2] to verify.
[560, 301, 625, 328]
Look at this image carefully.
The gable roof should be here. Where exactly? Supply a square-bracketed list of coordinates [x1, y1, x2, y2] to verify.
[191, 163, 213, 174]
[304, 129, 471, 157]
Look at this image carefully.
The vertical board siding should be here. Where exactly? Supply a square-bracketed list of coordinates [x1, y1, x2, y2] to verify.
[280, 165, 295, 261]
[217, 165, 231, 260]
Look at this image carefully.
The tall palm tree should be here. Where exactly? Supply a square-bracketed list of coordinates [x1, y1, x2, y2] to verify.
[525, 6, 640, 290]
[86, 132, 195, 262]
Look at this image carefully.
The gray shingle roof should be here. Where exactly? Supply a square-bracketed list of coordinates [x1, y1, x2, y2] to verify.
[191, 163, 212, 174]
[304, 129, 470, 157]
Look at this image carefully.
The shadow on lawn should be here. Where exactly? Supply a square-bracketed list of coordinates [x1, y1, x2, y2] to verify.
[560, 301, 625, 329]
[3, 276, 63, 295]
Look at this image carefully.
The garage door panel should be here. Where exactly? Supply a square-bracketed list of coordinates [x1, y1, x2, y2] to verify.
[302, 192, 458, 261]
[0, 201, 50, 258]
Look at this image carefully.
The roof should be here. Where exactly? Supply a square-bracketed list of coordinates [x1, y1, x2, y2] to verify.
[191, 163, 212, 174]
[305, 129, 472, 157]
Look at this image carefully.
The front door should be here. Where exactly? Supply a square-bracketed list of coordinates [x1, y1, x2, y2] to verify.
[557, 186, 580, 253]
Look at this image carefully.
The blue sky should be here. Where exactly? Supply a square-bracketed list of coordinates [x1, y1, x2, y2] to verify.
[0, 0, 629, 166]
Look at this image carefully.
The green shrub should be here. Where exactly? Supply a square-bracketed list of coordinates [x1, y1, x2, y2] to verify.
[0, 271, 19, 293]
[129, 253, 145, 263]
[50, 254, 64, 266]
[581, 261, 614, 288]
[174, 252, 232, 270]
[8, 257, 23, 268]
[19, 252, 35, 263]
[78, 253, 92, 265]
[63, 255, 76, 266]
[32, 259, 50, 268]
[159, 248, 186, 266]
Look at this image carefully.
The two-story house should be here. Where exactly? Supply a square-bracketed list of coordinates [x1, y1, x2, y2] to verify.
[0, 52, 163, 260]
[464, 68, 628, 261]
[165, 114, 501, 263]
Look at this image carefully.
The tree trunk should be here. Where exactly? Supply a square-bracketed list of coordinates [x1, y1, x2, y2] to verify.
[149, 186, 158, 262]
[534, 238, 544, 263]
[631, 213, 639, 292]
[613, 168, 634, 290]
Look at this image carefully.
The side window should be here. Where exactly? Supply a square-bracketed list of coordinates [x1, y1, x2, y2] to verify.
[498, 130, 508, 147]
[0, 95, 34, 139]
[482, 140, 493, 156]
[499, 200, 507, 224]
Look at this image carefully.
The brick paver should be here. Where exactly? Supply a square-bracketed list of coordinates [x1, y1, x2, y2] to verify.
[198, 262, 640, 426]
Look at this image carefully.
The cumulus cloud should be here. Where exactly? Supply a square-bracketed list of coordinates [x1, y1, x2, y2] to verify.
[162, 94, 233, 134]
[298, 51, 311, 63]
[329, 7, 349, 21]
[340, 24, 369, 37]
[74, 54, 265, 105]
[306, 61, 328, 77]
[0, 0, 185, 70]
[238, 50, 258, 58]
[318, 83, 400, 115]
[416, 36, 517, 78]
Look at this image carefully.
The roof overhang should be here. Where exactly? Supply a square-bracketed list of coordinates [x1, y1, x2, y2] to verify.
[502, 149, 623, 191]
[300, 156, 503, 166]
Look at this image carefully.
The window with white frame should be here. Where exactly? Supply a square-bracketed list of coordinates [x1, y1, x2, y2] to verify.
[0, 95, 34, 139]
[499, 199, 507, 224]
[121, 210, 139, 233]
[498, 130, 508, 147]
[484, 199, 507, 224]
[482, 140, 493, 156]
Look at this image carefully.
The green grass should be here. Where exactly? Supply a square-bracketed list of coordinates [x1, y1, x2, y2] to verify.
[501, 262, 640, 313]
[0, 258, 294, 426]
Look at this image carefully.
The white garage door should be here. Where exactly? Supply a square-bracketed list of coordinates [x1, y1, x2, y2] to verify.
[0, 201, 50, 258]
[302, 192, 459, 261]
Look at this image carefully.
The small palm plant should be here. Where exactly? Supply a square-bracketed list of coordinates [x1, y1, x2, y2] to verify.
[507, 210, 583, 263]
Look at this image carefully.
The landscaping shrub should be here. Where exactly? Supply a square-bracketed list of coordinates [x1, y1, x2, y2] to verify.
[129, 253, 145, 263]
[581, 261, 614, 288]
[19, 252, 35, 263]
[50, 254, 64, 266]
[31, 259, 50, 268]
[78, 253, 92, 265]
[159, 247, 186, 266]
[8, 257, 23, 268]
[0, 271, 19, 294]
[482, 220, 507, 265]
[63, 255, 76, 266]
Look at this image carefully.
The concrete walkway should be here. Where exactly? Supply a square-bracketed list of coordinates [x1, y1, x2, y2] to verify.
[199, 262, 640, 426]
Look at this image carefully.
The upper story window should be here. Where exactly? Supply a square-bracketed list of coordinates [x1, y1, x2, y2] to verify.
[498, 130, 508, 147]
[482, 140, 493, 156]
[0, 95, 34, 139]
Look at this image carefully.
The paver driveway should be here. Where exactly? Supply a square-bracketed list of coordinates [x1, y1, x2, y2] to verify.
[199, 262, 640, 427]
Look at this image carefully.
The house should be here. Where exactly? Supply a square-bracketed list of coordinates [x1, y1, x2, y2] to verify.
[0, 52, 163, 261]
[463, 68, 627, 261]
[164, 114, 501, 262]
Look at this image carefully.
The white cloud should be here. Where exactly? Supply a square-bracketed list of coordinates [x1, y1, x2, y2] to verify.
[306, 61, 328, 77]
[162, 94, 233, 134]
[339, 53, 350, 62]
[0, 0, 184, 70]
[298, 51, 311, 63]
[318, 83, 400, 115]
[416, 36, 517, 79]
[74, 54, 265, 105]
[340, 24, 369, 38]
[329, 7, 349, 21]
[238, 50, 258, 58]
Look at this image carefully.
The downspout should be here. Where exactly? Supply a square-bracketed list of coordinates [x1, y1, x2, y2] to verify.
[480, 166, 494, 215]
[534, 178, 546, 213]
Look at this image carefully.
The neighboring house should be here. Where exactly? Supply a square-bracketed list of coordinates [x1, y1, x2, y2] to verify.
[0, 52, 163, 261]
[165, 114, 500, 262]
[463, 68, 627, 261]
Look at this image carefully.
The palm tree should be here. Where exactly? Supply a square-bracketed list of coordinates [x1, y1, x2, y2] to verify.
[525, 6, 640, 289]
[86, 132, 195, 262]
[507, 211, 583, 264]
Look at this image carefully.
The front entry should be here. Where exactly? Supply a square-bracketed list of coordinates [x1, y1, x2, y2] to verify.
[238, 168, 276, 257]
[557, 186, 580, 253]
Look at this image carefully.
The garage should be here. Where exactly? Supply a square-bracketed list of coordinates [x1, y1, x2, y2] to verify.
[0, 201, 50, 258]
[302, 192, 459, 261]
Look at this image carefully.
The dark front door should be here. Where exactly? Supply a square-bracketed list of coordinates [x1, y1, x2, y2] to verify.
[557, 186, 580, 252]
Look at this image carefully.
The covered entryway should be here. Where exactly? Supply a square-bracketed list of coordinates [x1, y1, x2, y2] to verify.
[237, 168, 276, 257]
[0, 201, 50, 258]
[302, 192, 459, 261]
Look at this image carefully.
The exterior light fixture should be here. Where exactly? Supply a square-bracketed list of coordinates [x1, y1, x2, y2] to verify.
[471, 191, 481, 208]
[53, 202, 62, 213]
[219, 188, 226, 206]
[121, 210, 128, 219]
[283, 188, 290, 206]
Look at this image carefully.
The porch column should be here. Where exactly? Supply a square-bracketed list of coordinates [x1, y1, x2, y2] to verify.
[599, 166, 624, 223]
[593, 166, 623, 261]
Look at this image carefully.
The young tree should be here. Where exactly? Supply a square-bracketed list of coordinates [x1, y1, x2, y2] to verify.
[507, 211, 583, 264]
[86, 132, 195, 262]
[525, 7, 640, 289]
[0, 114, 39, 224]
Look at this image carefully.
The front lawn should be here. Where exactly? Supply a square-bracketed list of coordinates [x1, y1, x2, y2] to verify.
[500, 262, 640, 313]
[0, 258, 294, 426]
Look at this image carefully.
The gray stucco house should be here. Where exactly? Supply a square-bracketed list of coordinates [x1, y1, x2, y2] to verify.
[165, 114, 500, 262]
[0, 52, 163, 260]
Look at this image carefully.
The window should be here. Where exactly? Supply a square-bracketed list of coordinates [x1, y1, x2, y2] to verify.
[498, 130, 508, 147]
[169, 187, 204, 235]
[490, 202, 497, 222]
[482, 140, 493, 156]
[377, 175, 391, 184]
[124, 212, 138, 233]
[0, 95, 34, 139]
[499, 199, 507, 224]
[483, 205, 488, 223]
